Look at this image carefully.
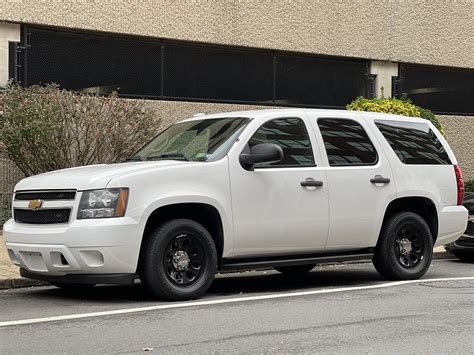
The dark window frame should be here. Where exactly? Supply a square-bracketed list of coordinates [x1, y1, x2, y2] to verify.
[245, 117, 317, 169]
[317, 117, 379, 167]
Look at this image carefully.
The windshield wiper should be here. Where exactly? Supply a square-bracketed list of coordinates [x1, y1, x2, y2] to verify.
[150, 152, 190, 161]
[124, 155, 146, 162]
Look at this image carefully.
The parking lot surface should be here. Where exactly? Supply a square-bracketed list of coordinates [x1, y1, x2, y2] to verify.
[0, 259, 473, 353]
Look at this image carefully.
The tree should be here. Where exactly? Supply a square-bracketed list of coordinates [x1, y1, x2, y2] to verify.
[0, 84, 160, 176]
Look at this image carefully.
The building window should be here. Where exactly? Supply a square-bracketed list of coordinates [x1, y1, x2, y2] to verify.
[398, 64, 474, 115]
[164, 44, 274, 102]
[20, 28, 162, 97]
[318, 118, 378, 166]
[247, 118, 315, 167]
[14, 26, 370, 108]
[375, 120, 451, 165]
[275, 56, 368, 107]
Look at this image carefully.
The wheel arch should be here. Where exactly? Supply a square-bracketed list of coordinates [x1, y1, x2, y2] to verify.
[138, 202, 225, 269]
[379, 196, 439, 244]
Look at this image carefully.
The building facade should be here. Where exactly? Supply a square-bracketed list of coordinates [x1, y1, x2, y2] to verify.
[0, 0, 473, 213]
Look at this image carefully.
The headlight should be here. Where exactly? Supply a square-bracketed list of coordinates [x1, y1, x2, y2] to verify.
[78, 188, 129, 219]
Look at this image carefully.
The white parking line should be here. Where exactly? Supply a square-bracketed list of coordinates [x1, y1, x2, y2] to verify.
[1, 276, 473, 327]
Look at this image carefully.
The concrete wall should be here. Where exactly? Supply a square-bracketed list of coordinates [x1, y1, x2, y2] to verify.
[0, 0, 472, 68]
[0, 22, 20, 86]
[438, 115, 474, 181]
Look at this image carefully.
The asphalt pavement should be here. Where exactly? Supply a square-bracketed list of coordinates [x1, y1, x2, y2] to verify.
[0, 259, 473, 354]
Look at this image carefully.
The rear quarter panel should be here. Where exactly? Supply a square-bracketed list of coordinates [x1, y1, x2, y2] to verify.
[364, 114, 462, 243]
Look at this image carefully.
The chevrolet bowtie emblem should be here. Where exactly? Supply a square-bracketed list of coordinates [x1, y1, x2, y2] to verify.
[28, 199, 43, 210]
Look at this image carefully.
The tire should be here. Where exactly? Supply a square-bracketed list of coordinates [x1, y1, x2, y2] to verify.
[274, 264, 316, 275]
[51, 283, 95, 289]
[452, 250, 474, 263]
[373, 212, 433, 280]
[139, 218, 217, 301]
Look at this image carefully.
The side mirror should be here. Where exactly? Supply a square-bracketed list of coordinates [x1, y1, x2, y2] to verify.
[239, 143, 283, 171]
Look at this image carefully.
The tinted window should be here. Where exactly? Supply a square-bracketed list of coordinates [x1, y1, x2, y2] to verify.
[248, 118, 315, 167]
[318, 118, 377, 166]
[375, 120, 451, 165]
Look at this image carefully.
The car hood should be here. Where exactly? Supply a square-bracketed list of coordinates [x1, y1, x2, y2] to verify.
[14, 161, 191, 191]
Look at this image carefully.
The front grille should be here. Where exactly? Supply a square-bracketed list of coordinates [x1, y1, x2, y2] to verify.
[14, 209, 71, 224]
[14, 190, 76, 201]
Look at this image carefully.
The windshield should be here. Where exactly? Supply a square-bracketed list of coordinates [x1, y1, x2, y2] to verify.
[130, 117, 249, 162]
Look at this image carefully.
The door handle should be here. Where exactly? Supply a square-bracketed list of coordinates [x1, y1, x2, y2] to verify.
[301, 178, 323, 187]
[370, 175, 391, 184]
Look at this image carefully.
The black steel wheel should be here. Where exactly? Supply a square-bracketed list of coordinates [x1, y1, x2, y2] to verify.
[163, 233, 206, 286]
[373, 212, 433, 280]
[394, 224, 425, 268]
[139, 219, 217, 301]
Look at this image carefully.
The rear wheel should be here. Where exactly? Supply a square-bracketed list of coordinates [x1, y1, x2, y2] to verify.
[139, 219, 217, 301]
[274, 264, 316, 275]
[373, 212, 433, 280]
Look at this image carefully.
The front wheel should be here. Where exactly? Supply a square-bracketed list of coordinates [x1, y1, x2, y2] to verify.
[373, 212, 433, 280]
[139, 219, 217, 301]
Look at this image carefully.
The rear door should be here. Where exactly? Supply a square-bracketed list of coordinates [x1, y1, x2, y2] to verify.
[308, 112, 397, 250]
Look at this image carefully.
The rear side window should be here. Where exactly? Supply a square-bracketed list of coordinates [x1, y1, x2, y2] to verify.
[375, 120, 451, 165]
[248, 117, 315, 167]
[318, 118, 378, 166]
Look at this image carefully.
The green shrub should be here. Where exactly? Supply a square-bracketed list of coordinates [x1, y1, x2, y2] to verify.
[0, 84, 160, 176]
[347, 96, 444, 135]
[465, 179, 474, 193]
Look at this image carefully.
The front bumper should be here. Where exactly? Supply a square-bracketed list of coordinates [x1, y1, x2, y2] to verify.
[20, 269, 135, 285]
[3, 217, 143, 276]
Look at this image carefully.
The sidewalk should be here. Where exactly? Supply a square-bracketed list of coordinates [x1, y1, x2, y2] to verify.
[0, 231, 451, 290]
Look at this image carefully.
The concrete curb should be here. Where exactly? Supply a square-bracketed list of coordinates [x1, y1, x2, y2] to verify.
[0, 278, 49, 290]
[0, 249, 455, 290]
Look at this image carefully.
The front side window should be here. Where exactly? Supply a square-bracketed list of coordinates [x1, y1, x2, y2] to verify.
[133, 117, 248, 162]
[318, 118, 378, 166]
[247, 117, 315, 167]
[375, 120, 451, 165]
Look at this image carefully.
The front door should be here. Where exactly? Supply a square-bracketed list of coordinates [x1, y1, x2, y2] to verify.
[229, 116, 329, 257]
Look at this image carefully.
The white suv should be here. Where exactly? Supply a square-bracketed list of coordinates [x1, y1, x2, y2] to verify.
[3, 109, 468, 300]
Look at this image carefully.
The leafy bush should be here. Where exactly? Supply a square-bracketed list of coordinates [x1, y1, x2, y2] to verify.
[465, 179, 474, 193]
[347, 96, 444, 135]
[0, 84, 159, 176]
